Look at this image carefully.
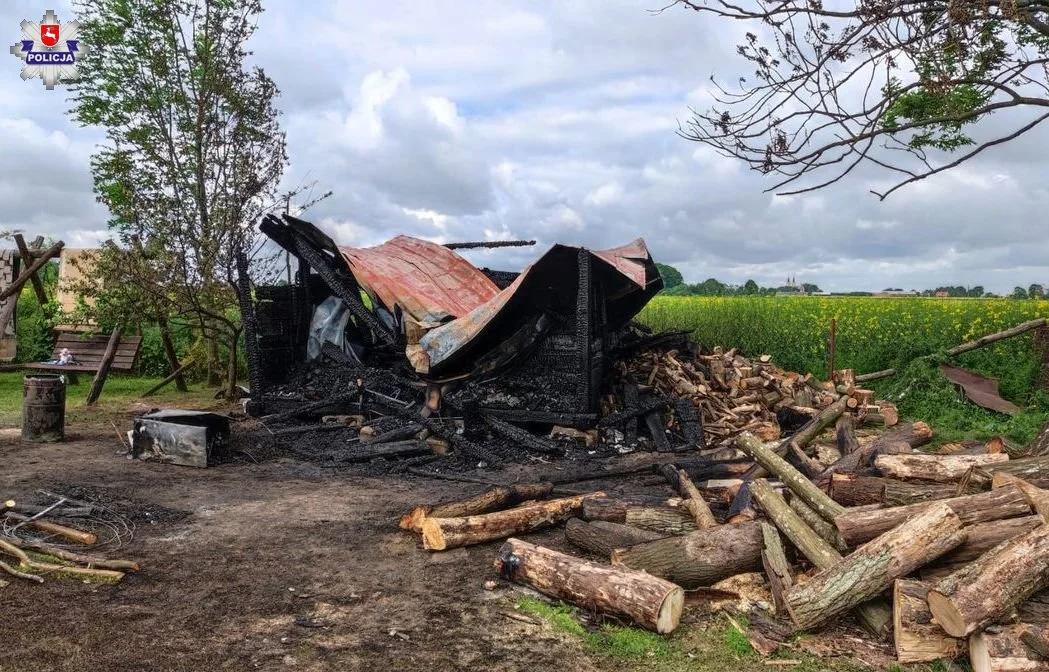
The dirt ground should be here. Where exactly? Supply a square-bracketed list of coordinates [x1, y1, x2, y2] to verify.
[0, 406, 628, 672]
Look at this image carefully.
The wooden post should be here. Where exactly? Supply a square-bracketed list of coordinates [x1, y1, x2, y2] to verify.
[12, 235, 47, 305]
[0, 240, 63, 301]
[828, 317, 836, 381]
[85, 327, 123, 406]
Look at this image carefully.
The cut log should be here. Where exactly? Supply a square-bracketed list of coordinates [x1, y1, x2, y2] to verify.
[726, 481, 757, 524]
[735, 432, 845, 522]
[783, 502, 964, 631]
[929, 524, 1049, 637]
[829, 473, 887, 506]
[930, 515, 1043, 567]
[2, 512, 97, 545]
[856, 368, 896, 383]
[678, 469, 718, 529]
[421, 493, 603, 551]
[610, 520, 762, 589]
[399, 482, 555, 533]
[834, 484, 1031, 546]
[875, 453, 1010, 482]
[624, 506, 696, 535]
[749, 478, 892, 639]
[970, 456, 1049, 490]
[789, 497, 847, 552]
[992, 473, 1049, 521]
[564, 518, 662, 558]
[743, 395, 852, 481]
[835, 414, 859, 456]
[893, 579, 965, 664]
[496, 538, 684, 633]
[760, 522, 793, 617]
[970, 623, 1049, 672]
[823, 421, 933, 476]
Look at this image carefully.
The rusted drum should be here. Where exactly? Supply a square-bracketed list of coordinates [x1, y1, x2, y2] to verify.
[22, 374, 66, 442]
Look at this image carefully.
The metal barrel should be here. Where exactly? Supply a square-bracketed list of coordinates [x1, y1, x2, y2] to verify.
[22, 374, 66, 442]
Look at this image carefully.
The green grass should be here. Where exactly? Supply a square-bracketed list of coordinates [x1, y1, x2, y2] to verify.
[639, 295, 1049, 444]
[0, 371, 225, 427]
[515, 596, 952, 672]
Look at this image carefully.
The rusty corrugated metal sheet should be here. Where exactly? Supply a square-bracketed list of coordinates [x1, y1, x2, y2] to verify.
[940, 364, 1023, 415]
[337, 236, 500, 324]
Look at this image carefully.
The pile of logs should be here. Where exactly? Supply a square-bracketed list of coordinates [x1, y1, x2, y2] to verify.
[400, 392, 1049, 669]
[0, 497, 140, 584]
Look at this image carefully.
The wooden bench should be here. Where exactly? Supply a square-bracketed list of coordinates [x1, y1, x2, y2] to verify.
[24, 331, 142, 385]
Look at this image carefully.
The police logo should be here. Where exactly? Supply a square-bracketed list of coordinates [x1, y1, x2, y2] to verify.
[10, 9, 89, 90]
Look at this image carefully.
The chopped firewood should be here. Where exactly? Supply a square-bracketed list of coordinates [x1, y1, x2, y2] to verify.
[495, 538, 684, 633]
[929, 524, 1049, 637]
[874, 453, 1009, 482]
[783, 502, 964, 631]
[833, 484, 1031, 546]
[610, 520, 762, 589]
[421, 493, 604, 551]
[893, 579, 964, 664]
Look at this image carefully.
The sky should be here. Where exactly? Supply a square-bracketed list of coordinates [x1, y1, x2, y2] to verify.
[2, 0, 1048, 294]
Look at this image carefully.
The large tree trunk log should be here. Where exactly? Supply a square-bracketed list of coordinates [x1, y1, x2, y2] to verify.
[564, 518, 662, 558]
[743, 395, 852, 480]
[749, 478, 892, 639]
[969, 456, 1049, 490]
[830, 474, 961, 507]
[929, 524, 1049, 637]
[421, 493, 602, 551]
[834, 484, 1031, 547]
[823, 421, 934, 476]
[970, 623, 1049, 672]
[734, 432, 846, 522]
[399, 482, 554, 533]
[760, 521, 793, 617]
[893, 579, 965, 664]
[783, 502, 964, 631]
[931, 516, 1043, 567]
[623, 506, 696, 535]
[610, 520, 762, 589]
[495, 538, 684, 634]
[836, 414, 859, 456]
[993, 473, 1049, 521]
[678, 469, 718, 529]
[875, 453, 1009, 482]
[579, 495, 673, 523]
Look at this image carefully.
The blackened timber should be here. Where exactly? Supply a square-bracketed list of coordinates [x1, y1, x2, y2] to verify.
[674, 399, 705, 448]
[576, 248, 594, 413]
[623, 382, 640, 445]
[272, 423, 349, 437]
[480, 407, 597, 429]
[418, 415, 503, 466]
[443, 240, 536, 250]
[292, 235, 397, 346]
[236, 251, 265, 399]
[363, 423, 422, 445]
[263, 390, 360, 424]
[656, 463, 682, 492]
[335, 440, 431, 463]
[598, 397, 671, 428]
[483, 414, 564, 455]
[645, 403, 673, 452]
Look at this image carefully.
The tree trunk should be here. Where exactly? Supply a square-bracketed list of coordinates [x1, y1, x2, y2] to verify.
[224, 328, 241, 399]
[968, 456, 1049, 489]
[421, 493, 602, 551]
[929, 524, 1049, 637]
[893, 579, 965, 664]
[829, 474, 888, 506]
[823, 421, 933, 476]
[970, 623, 1049, 672]
[610, 519, 762, 589]
[760, 521, 793, 617]
[929, 515, 1043, 568]
[947, 318, 1047, 357]
[400, 482, 555, 533]
[749, 478, 892, 639]
[836, 414, 859, 455]
[623, 506, 696, 535]
[735, 431, 846, 522]
[564, 518, 663, 558]
[158, 317, 188, 393]
[834, 484, 1031, 546]
[743, 395, 851, 480]
[495, 538, 684, 634]
[579, 496, 673, 523]
[206, 330, 221, 387]
[783, 502, 964, 631]
[875, 453, 1009, 482]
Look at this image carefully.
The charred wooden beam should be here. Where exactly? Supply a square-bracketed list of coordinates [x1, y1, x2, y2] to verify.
[442, 240, 536, 249]
[483, 414, 563, 455]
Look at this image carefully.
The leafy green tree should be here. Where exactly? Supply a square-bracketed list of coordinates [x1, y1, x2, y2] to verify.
[71, 0, 288, 396]
[802, 283, 821, 294]
[968, 286, 984, 298]
[1029, 284, 1045, 299]
[673, 0, 1049, 198]
[742, 279, 758, 295]
[696, 278, 726, 296]
[1012, 287, 1030, 300]
[655, 263, 684, 290]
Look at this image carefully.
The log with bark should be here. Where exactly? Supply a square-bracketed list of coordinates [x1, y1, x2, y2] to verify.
[579, 495, 676, 523]
[789, 497, 848, 552]
[833, 484, 1031, 546]
[822, 421, 934, 476]
[828, 474, 960, 507]
[2, 512, 98, 545]
[970, 623, 1049, 672]
[874, 453, 1009, 482]
[677, 468, 718, 529]
[783, 502, 964, 631]
[495, 538, 685, 633]
[928, 523, 1049, 637]
[623, 506, 696, 535]
[421, 493, 603, 551]
[992, 472, 1049, 521]
[967, 455, 1049, 490]
[610, 520, 763, 589]
[749, 478, 893, 639]
[760, 521, 793, 617]
[893, 579, 965, 664]
[399, 482, 554, 533]
[734, 432, 845, 523]
[564, 518, 663, 558]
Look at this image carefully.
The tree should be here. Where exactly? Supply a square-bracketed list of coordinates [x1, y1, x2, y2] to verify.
[697, 278, 727, 296]
[802, 283, 821, 294]
[671, 0, 1049, 199]
[743, 279, 759, 295]
[71, 0, 288, 396]
[968, 286, 985, 298]
[655, 263, 684, 289]
[1030, 284, 1045, 299]
[1012, 287, 1030, 300]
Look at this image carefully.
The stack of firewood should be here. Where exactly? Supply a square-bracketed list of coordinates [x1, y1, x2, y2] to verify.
[401, 395, 1049, 670]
